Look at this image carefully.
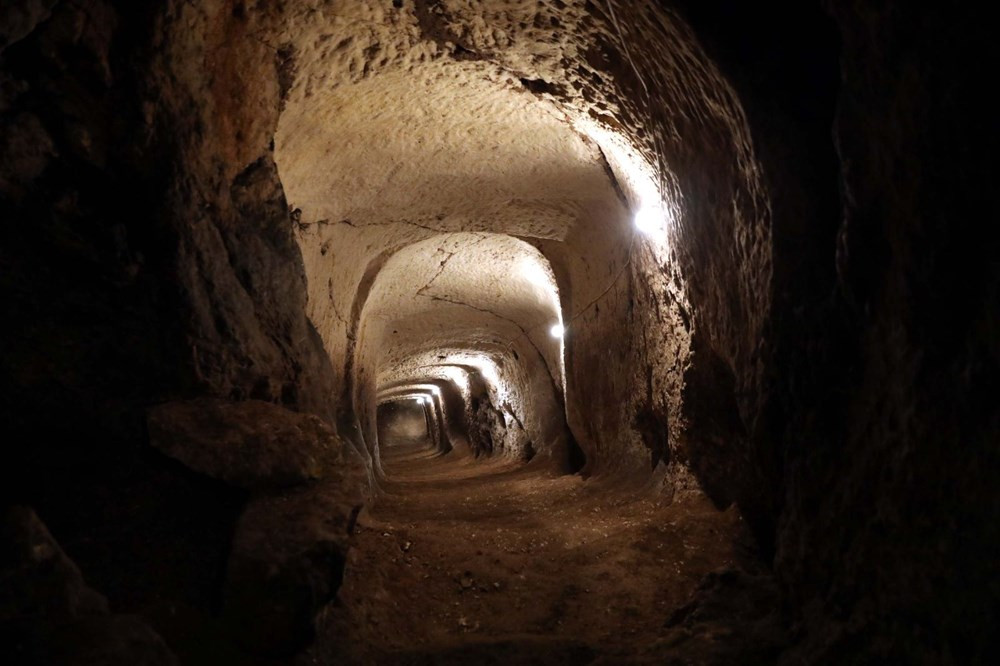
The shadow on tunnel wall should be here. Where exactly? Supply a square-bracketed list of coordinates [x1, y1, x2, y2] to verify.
[673, 1, 999, 661]
[1, 1, 361, 661]
[654, 0, 841, 550]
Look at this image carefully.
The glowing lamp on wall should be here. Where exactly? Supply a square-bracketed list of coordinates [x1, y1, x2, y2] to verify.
[634, 204, 664, 235]
[550, 323, 565, 338]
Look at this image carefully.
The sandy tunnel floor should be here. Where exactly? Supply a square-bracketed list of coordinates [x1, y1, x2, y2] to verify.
[301, 439, 744, 664]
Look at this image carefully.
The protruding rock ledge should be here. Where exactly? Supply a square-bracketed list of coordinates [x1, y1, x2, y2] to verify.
[147, 398, 355, 491]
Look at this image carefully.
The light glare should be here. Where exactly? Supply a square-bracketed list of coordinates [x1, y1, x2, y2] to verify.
[520, 259, 549, 287]
[634, 204, 663, 234]
[550, 323, 565, 338]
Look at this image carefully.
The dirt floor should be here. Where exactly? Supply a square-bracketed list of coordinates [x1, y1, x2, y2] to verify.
[297, 435, 747, 665]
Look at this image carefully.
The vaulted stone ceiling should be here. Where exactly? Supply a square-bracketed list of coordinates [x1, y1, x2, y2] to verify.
[271, 0, 767, 480]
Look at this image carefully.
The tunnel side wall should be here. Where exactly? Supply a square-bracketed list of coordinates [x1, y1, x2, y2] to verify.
[1, 0, 360, 625]
[554, 5, 773, 504]
[674, 1, 999, 660]
[784, 5, 997, 661]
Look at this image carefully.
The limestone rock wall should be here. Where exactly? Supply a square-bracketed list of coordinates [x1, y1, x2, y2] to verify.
[777, 4, 998, 661]
[1, 0, 362, 654]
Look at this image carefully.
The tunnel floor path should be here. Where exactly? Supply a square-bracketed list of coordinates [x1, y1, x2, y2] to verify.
[302, 439, 743, 664]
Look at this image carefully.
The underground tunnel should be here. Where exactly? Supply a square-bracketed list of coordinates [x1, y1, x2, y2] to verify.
[1, 1, 996, 664]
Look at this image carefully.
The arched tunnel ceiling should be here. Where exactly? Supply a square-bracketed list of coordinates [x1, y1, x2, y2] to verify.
[362, 233, 563, 386]
[277, 62, 613, 237]
[272, 0, 661, 401]
[268, 0, 768, 475]
[378, 352, 498, 393]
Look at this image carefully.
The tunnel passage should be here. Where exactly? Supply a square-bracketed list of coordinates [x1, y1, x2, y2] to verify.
[264, 3, 773, 655]
[5, 0, 772, 661]
[7, 0, 987, 664]
[356, 233, 576, 473]
[274, 0, 769, 492]
[377, 396, 433, 449]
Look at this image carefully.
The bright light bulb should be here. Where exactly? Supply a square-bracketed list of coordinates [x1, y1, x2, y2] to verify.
[550, 323, 565, 338]
[634, 204, 663, 234]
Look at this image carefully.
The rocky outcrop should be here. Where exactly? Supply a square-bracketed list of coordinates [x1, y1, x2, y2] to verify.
[1, 507, 178, 665]
[1, 2, 353, 653]
[224, 478, 365, 655]
[148, 398, 354, 491]
[146, 397, 368, 655]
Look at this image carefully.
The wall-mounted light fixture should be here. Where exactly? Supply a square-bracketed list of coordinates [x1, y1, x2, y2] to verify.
[634, 204, 664, 235]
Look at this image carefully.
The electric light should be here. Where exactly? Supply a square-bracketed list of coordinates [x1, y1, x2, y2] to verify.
[634, 204, 663, 234]
[550, 323, 565, 338]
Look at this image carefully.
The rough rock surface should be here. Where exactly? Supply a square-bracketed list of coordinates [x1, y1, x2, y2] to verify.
[148, 398, 355, 490]
[1, 507, 109, 623]
[145, 398, 368, 655]
[773, 4, 999, 662]
[272, 0, 768, 495]
[0, 507, 178, 666]
[1, 0, 350, 633]
[224, 464, 366, 655]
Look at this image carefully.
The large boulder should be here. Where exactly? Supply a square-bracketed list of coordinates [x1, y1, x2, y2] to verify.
[147, 398, 351, 490]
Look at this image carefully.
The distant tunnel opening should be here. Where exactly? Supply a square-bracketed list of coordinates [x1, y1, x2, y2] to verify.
[377, 396, 433, 449]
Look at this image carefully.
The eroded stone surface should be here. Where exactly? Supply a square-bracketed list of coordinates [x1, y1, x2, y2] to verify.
[0, 506, 109, 623]
[224, 463, 366, 655]
[148, 398, 355, 490]
[0, 507, 178, 666]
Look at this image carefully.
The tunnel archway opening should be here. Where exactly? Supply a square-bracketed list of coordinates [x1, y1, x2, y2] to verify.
[377, 395, 433, 450]
[355, 233, 576, 475]
[269, 0, 770, 500]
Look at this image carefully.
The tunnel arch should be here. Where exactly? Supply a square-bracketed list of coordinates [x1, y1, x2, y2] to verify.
[378, 378, 467, 456]
[270, 0, 770, 497]
[377, 385, 452, 455]
[354, 232, 571, 471]
[376, 393, 438, 452]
